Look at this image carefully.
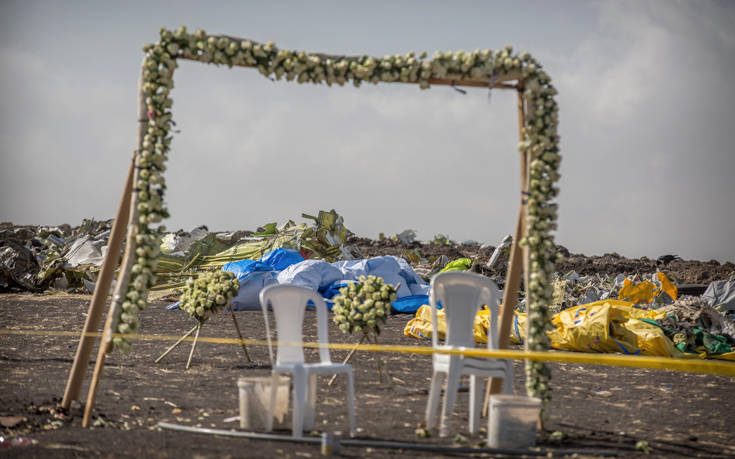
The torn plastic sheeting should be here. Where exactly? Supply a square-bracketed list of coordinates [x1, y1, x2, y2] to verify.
[223, 259, 277, 281]
[703, 280, 735, 312]
[222, 250, 305, 311]
[387, 294, 429, 314]
[404, 299, 735, 361]
[332, 256, 426, 298]
[65, 235, 106, 267]
[657, 272, 678, 301]
[259, 248, 304, 271]
[440, 258, 472, 273]
[276, 259, 343, 291]
[617, 273, 677, 304]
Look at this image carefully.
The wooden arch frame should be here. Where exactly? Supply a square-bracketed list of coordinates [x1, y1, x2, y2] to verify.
[60, 28, 561, 426]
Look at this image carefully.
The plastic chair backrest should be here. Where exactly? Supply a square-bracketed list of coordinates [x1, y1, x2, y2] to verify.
[260, 284, 331, 366]
[430, 271, 500, 350]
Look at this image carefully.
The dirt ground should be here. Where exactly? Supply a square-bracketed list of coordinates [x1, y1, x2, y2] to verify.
[350, 237, 735, 287]
[1, 293, 734, 458]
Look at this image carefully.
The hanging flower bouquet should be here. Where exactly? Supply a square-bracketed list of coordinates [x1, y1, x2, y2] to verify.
[331, 275, 397, 383]
[155, 270, 250, 368]
[180, 270, 239, 323]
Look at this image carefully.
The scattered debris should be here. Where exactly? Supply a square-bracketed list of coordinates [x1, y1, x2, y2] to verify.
[0, 416, 26, 428]
[0, 436, 37, 447]
[635, 440, 652, 454]
[395, 229, 417, 244]
[486, 234, 512, 270]
[702, 277, 735, 313]
[3, 212, 735, 356]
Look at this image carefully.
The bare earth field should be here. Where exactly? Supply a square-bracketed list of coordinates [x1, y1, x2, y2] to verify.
[1, 293, 734, 458]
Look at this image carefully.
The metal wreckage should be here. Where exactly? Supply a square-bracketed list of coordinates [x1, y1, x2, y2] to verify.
[2, 209, 734, 359]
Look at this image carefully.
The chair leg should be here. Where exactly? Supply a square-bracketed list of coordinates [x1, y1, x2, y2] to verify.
[304, 373, 317, 431]
[265, 372, 280, 432]
[425, 371, 442, 430]
[504, 363, 514, 394]
[469, 375, 482, 434]
[291, 368, 306, 438]
[347, 370, 356, 437]
[439, 360, 461, 438]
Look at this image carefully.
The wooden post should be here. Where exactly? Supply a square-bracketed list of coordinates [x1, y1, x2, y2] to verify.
[484, 88, 527, 416]
[78, 56, 148, 425]
[61, 154, 135, 410]
[82, 148, 142, 427]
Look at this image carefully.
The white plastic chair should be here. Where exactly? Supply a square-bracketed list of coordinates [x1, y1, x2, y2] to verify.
[424, 271, 514, 437]
[260, 284, 356, 438]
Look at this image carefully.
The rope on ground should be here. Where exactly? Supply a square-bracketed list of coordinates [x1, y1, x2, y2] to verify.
[1, 328, 734, 377]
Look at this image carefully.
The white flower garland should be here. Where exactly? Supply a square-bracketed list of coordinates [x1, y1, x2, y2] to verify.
[114, 26, 561, 409]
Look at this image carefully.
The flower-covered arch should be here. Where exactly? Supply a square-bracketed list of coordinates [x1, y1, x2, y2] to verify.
[65, 26, 561, 422]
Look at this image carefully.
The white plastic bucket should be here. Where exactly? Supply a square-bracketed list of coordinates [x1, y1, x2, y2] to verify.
[237, 376, 289, 430]
[487, 395, 541, 449]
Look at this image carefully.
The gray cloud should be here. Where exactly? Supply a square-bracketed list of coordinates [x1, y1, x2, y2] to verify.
[1, 1, 733, 261]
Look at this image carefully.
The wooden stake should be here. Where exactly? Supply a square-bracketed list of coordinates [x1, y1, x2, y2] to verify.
[186, 323, 202, 370]
[61, 155, 135, 410]
[484, 88, 528, 417]
[82, 305, 116, 427]
[327, 334, 366, 387]
[155, 324, 198, 363]
[229, 306, 252, 363]
[78, 56, 149, 425]
[373, 334, 385, 384]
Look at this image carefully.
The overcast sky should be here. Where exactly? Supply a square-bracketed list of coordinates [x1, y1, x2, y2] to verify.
[1, 1, 734, 262]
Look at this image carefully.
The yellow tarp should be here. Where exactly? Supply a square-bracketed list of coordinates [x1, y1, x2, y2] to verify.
[657, 272, 678, 300]
[404, 299, 735, 361]
[617, 272, 678, 303]
[403, 304, 490, 344]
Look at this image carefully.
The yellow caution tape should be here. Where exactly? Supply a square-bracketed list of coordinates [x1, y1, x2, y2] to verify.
[1, 328, 734, 377]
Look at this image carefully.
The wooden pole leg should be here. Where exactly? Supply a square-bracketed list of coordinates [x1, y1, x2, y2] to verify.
[229, 307, 252, 363]
[62, 155, 135, 410]
[484, 206, 525, 416]
[155, 325, 199, 363]
[186, 323, 202, 370]
[82, 311, 116, 427]
[484, 87, 528, 417]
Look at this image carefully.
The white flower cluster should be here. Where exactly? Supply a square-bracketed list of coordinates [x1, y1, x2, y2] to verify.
[114, 26, 561, 412]
[180, 271, 239, 323]
[332, 275, 397, 336]
[517, 60, 561, 409]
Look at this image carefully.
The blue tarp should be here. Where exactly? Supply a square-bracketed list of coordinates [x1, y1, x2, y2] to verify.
[168, 249, 430, 313]
[220, 249, 432, 312]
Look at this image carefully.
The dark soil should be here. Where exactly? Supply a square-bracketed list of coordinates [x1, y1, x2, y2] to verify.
[350, 236, 735, 286]
[2, 294, 734, 458]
